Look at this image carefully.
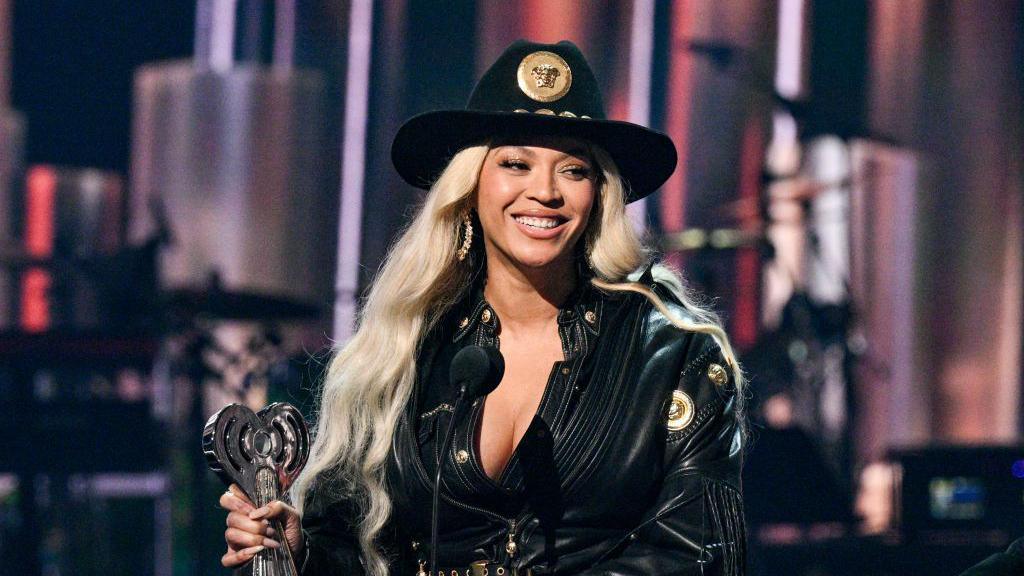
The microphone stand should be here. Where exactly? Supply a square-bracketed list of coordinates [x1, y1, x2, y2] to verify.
[431, 390, 469, 574]
[429, 345, 503, 574]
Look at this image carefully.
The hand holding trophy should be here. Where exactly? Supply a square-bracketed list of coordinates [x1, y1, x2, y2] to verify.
[204, 403, 310, 575]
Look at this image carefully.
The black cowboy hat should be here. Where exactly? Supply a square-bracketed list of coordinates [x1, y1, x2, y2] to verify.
[391, 39, 677, 202]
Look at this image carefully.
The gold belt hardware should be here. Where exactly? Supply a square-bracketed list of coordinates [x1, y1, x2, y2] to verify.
[420, 562, 531, 576]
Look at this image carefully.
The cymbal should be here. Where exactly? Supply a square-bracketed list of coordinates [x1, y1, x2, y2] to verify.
[661, 227, 767, 252]
[162, 287, 322, 321]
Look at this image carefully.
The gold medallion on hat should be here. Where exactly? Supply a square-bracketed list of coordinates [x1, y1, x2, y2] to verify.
[517, 51, 572, 103]
[666, 390, 695, 431]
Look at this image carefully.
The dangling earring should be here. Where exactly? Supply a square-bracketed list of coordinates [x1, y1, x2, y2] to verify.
[456, 212, 473, 261]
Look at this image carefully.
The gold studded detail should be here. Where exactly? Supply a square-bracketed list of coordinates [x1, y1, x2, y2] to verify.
[459, 317, 469, 329]
[707, 363, 729, 387]
[584, 310, 597, 324]
[509, 108, 583, 117]
[666, 390, 695, 431]
[480, 309, 492, 324]
[455, 449, 469, 464]
[517, 51, 572, 103]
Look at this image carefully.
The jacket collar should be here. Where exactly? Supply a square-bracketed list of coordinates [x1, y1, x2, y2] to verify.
[451, 276, 602, 359]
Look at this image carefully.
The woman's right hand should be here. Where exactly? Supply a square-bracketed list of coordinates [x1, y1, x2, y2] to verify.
[219, 484, 304, 567]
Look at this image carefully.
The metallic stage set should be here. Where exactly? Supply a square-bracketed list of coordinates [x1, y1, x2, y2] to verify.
[1, 1, 1022, 575]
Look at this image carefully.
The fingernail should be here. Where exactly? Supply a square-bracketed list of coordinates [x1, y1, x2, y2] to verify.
[264, 538, 282, 549]
[266, 526, 277, 538]
[244, 545, 265, 556]
[249, 507, 268, 520]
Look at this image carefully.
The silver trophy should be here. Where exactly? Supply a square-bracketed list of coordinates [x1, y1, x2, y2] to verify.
[204, 403, 310, 575]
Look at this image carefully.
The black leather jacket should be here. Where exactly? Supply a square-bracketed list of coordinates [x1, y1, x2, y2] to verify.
[300, 274, 746, 575]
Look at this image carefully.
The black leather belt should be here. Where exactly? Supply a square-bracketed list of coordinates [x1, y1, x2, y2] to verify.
[417, 561, 533, 576]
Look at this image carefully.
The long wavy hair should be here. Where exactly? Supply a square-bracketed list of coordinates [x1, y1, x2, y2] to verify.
[289, 143, 745, 575]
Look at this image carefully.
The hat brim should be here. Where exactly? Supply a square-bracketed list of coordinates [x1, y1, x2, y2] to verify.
[391, 110, 677, 203]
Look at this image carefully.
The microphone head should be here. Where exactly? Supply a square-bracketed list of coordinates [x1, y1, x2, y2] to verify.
[479, 346, 504, 396]
[450, 345, 504, 399]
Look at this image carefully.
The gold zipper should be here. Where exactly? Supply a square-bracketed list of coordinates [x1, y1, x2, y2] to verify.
[505, 519, 518, 557]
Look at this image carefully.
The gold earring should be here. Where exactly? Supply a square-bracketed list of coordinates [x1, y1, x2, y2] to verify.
[456, 212, 473, 261]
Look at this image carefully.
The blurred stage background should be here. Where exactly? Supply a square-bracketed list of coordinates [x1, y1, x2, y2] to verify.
[0, 1, 1021, 575]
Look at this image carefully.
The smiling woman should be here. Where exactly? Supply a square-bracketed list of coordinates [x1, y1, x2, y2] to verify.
[478, 140, 596, 273]
[218, 39, 747, 576]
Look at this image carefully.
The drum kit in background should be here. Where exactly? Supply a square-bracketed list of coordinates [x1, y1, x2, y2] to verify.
[0, 162, 322, 576]
[0, 11, 332, 569]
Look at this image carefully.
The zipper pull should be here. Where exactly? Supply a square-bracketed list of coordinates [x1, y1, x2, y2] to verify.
[505, 520, 518, 557]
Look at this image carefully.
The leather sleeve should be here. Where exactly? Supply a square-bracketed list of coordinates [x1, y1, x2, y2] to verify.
[578, 332, 746, 576]
[298, 479, 366, 575]
[958, 536, 1024, 576]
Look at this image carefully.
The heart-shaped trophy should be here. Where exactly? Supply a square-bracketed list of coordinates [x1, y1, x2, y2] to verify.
[203, 403, 310, 575]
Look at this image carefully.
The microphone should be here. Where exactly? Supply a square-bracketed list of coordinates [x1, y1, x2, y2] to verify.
[449, 345, 504, 409]
[430, 345, 505, 573]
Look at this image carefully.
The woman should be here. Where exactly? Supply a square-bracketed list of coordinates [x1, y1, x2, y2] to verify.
[221, 39, 746, 576]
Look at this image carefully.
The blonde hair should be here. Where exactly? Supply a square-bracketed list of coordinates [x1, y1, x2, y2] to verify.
[290, 143, 745, 575]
